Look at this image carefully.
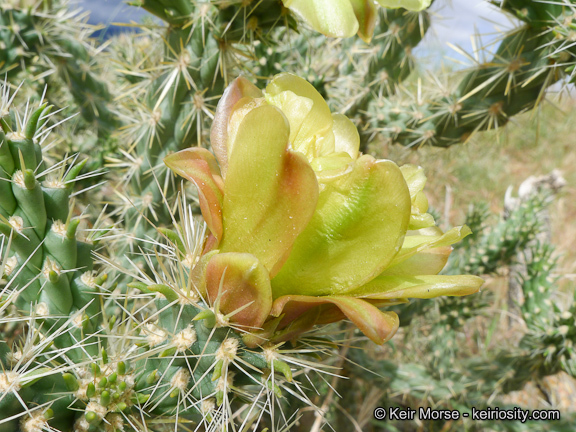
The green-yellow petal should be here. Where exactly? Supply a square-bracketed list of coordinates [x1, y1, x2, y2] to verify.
[219, 104, 319, 277]
[282, 0, 360, 38]
[164, 148, 224, 242]
[310, 152, 354, 178]
[341, 274, 484, 299]
[332, 113, 360, 159]
[401, 164, 426, 200]
[388, 225, 472, 269]
[264, 89, 314, 148]
[409, 212, 436, 230]
[349, 0, 378, 43]
[376, 0, 432, 11]
[379, 245, 452, 276]
[271, 155, 411, 297]
[400, 164, 435, 230]
[266, 73, 334, 158]
[211, 76, 263, 176]
[227, 98, 267, 164]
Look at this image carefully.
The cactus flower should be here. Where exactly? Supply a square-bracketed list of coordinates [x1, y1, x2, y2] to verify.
[165, 73, 483, 347]
[281, 0, 431, 42]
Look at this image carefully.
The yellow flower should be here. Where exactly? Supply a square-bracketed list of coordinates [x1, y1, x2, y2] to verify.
[281, 0, 431, 42]
[165, 74, 482, 347]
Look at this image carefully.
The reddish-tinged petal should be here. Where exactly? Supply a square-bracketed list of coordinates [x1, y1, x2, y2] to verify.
[315, 298, 407, 324]
[271, 295, 400, 344]
[350, 0, 377, 43]
[211, 77, 263, 176]
[202, 233, 219, 254]
[164, 148, 224, 242]
[326, 298, 399, 344]
[190, 250, 219, 297]
[205, 253, 272, 329]
[220, 105, 319, 276]
[271, 295, 321, 328]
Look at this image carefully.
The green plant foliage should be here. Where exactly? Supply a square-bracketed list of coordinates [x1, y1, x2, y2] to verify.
[1, 0, 576, 431]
